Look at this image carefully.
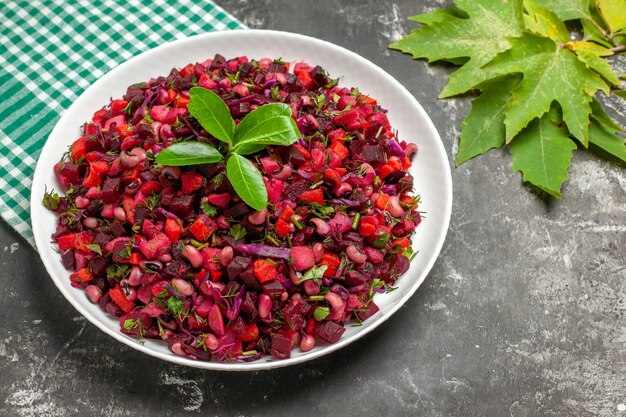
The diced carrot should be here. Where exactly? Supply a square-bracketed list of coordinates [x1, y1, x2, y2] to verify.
[320, 253, 340, 277]
[253, 259, 277, 283]
[109, 285, 134, 313]
[299, 189, 324, 205]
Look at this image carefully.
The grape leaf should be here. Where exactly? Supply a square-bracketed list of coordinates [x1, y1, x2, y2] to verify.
[590, 98, 623, 131]
[389, 0, 524, 98]
[614, 90, 626, 99]
[566, 41, 620, 85]
[523, 0, 570, 42]
[477, 33, 609, 145]
[589, 121, 626, 162]
[533, 0, 592, 21]
[408, 7, 468, 25]
[226, 153, 267, 211]
[589, 100, 626, 162]
[510, 109, 577, 198]
[596, 0, 626, 33]
[457, 77, 519, 166]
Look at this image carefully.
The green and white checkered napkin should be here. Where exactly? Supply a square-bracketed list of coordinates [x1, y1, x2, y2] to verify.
[0, 0, 246, 247]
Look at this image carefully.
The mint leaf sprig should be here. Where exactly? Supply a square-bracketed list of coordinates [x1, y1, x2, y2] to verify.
[155, 87, 300, 210]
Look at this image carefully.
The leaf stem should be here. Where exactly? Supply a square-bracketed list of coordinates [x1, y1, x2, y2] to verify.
[610, 45, 626, 53]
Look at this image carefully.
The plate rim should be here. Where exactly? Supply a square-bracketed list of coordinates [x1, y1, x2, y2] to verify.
[30, 28, 452, 371]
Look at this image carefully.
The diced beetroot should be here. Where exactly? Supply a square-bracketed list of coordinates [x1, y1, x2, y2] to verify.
[138, 233, 171, 259]
[264, 178, 283, 204]
[239, 269, 261, 291]
[356, 301, 380, 322]
[150, 105, 178, 124]
[207, 192, 230, 209]
[119, 311, 152, 336]
[316, 320, 346, 343]
[270, 333, 292, 359]
[290, 246, 315, 271]
[54, 160, 80, 191]
[170, 194, 195, 218]
[260, 157, 280, 175]
[227, 256, 251, 280]
[261, 279, 285, 298]
[363, 246, 384, 264]
[208, 304, 225, 336]
[101, 177, 121, 204]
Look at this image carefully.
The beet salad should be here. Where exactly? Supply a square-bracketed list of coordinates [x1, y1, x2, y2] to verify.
[44, 54, 421, 362]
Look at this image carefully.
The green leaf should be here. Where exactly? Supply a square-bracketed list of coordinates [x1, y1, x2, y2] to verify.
[590, 98, 623, 131]
[408, 7, 468, 25]
[566, 41, 620, 85]
[596, 0, 626, 33]
[581, 18, 614, 47]
[533, 0, 592, 20]
[297, 265, 328, 284]
[155, 142, 223, 166]
[84, 243, 102, 256]
[457, 77, 519, 165]
[229, 224, 248, 240]
[313, 306, 330, 321]
[589, 120, 626, 162]
[390, 0, 524, 98]
[510, 111, 577, 198]
[232, 102, 296, 154]
[478, 33, 608, 145]
[187, 87, 235, 144]
[233, 115, 300, 155]
[226, 153, 268, 211]
[523, 0, 570, 43]
[42, 187, 60, 210]
[614, 90, 626, 98]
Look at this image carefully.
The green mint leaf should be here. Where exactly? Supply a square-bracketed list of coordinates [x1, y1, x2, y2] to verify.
[155, 142, 223, 166]
[390, 0, 524, 98]
[313, 306, 330, 321]
[510, 109, 577, 198]
[479, 33, 608, 145]
[523, 0, 570, 43]
[231, 103, 295, 155]
[233, 116, 300, 155]
[187, 87, 235, 144]
[234, 103, 292, 140]
[297, 265, 328, 284]
[457, 77, 519, 166]
[226, 153, 268, 211]
[596, 0, 626, 33]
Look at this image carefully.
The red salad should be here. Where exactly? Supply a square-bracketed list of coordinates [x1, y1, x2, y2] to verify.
[45, 55, 421, 362]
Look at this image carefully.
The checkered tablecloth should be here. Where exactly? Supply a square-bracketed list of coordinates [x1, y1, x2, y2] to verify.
[0, 0, 246, 247]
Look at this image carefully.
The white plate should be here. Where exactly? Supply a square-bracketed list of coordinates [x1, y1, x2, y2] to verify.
[30, 29, 452, 371]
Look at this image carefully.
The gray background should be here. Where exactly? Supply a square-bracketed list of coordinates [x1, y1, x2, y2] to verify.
[1, 1, 625, 416]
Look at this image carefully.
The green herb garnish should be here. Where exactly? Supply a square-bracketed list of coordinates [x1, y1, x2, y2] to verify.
[155, 88, 300, 210]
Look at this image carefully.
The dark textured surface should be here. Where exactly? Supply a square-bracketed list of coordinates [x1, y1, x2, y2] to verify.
[1, 1, 625, 416]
